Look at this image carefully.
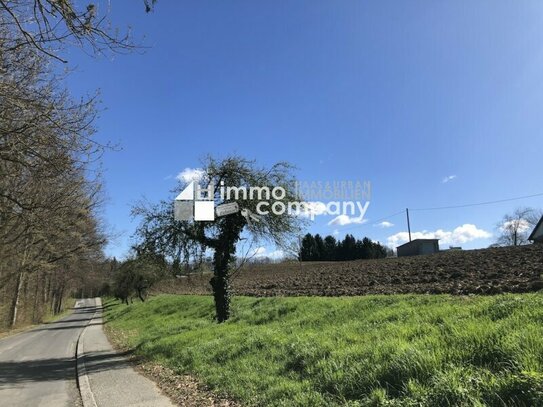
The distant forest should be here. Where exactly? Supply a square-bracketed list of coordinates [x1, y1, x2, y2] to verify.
[299, 233, 391, 261]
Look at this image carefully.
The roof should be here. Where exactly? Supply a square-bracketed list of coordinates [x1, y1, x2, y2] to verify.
[528, 215, 543, 241]
[397, 238, 440, 249]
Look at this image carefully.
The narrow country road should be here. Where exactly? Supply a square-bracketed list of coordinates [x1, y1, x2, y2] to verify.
[0, 298, 97, 406]
[0, 298, 175, 407]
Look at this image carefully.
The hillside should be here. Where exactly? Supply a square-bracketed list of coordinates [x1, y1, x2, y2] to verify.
[104, 294, 543, 406]
[155, 245, 543, 297]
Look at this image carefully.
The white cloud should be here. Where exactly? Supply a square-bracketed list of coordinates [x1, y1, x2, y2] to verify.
[387, 224, 491, 247]
[176, 167, 205, 183]
[296, 201, 327, 218]
[333, 229, 340, 236]
[267, 249, 285, 260]
[442, 175, 457, 183]
[376, 221, 394, 228]
[500, 219, 531, 233]
[296, 201, 370, 221]
[251, 247, 267, 256]
[328, 215, 368, 226]
[250, 246, 285, 260]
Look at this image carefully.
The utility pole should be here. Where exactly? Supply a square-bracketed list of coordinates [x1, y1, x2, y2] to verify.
[406, 208, 412, 242]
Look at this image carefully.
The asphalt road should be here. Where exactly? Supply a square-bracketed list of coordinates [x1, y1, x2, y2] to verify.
[0, 298, 97, 406]
[79, 300, 174, 407]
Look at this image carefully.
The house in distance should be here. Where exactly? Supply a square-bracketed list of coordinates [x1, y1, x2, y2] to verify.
[397, 239, 440, 257]
[528, 215, 543, 244]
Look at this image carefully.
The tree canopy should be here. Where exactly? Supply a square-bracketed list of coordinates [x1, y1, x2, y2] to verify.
[495, 207, 542, 247]
[133, 156, 304, 322]
[0, 0, 154, 62]
[299, 233, 389, 261]
[0, 23, 106, 327]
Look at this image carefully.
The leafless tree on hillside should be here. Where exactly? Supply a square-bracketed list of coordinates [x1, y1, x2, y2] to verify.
[495, 207, 542, 247]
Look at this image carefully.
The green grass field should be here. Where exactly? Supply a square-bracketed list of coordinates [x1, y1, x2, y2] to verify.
[103, 294, 543, 406]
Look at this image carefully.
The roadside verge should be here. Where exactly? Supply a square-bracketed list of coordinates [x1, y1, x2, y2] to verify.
[75, 297, 175, 407]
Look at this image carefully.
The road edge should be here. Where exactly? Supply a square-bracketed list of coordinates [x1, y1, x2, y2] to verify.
[76, 297, 101, 407]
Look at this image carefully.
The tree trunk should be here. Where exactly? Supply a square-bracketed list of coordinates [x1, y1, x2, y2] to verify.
[42, 272, 49, 306]
[210, 249, 231, 323]
[50, 292, 56, 313]
[209, 214, 245, 323]
[32, 271, 41, 323]
[55, 285, 64, 314]
[9, 271, 24, 327]
[10, 237, 33, 327]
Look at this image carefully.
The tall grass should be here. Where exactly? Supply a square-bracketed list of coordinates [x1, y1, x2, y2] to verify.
[104, 294, 543, 406]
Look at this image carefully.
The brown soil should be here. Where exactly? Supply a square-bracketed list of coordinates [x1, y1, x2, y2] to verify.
[154, 244, 543, 297]
[137, 363, 240, 407]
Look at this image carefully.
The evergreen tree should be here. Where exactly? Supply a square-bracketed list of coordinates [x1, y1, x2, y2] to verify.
[323, 236, 338, 261]
[314, 234, 325, 261]
[341, 234, 357, 260]
[300, 233, 388, 262]
[299, 233, 316, 261]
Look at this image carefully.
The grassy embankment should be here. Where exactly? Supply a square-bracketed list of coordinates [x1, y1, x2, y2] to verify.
[104, 294, 543, 406]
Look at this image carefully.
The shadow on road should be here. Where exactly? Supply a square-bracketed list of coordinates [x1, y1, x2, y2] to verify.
[0, 350, 133, 385]
[30, 322, 104, 332]
[28, 304, 104, 332]
[43, 318, 100, 325]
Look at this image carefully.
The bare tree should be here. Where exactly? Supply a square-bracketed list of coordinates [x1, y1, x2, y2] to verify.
[0, 0, 155, 62]
[1, 0, 153, 329]
[495, 207, 542, 247]
[132, 156, 305, 322]
[0, 26, 106, 328]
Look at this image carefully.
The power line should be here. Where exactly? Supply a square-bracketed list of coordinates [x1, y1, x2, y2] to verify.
[330, 191, 543, 233]
[368, 210, 406, 226]
[340, 210, 405, 232]
[411, 192, 543, 212]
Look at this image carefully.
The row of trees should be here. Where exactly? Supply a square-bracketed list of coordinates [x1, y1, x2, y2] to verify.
[0, 0, 147, 328]
[0, 34, 105, 326]
[299, 233, 390, 261]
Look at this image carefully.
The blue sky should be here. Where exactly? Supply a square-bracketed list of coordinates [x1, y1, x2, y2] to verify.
[64, 1, 543, 258]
